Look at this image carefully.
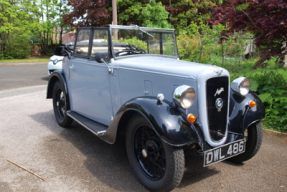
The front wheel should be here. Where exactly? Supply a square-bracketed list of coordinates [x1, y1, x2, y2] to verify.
[52, 81, 73, 128]
[229, 122, 263, 164]
[126, 114, 185, 191]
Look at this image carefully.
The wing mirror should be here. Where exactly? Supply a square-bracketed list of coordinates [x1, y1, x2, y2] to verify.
[95, 53, 112, 73]
[61, 49, 72, 59]
[95, 52, 108, 63]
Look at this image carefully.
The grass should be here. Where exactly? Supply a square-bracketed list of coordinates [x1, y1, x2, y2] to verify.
[0, 58, 49, 63]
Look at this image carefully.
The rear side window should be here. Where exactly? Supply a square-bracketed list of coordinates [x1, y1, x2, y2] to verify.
[75, 30, 91, 57]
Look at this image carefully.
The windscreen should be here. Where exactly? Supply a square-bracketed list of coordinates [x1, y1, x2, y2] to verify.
[111, 28, 176, 58]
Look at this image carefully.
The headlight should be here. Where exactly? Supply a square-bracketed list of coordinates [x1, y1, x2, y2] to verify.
[231, 77, 250, 96]
[173, 85, 196, 109]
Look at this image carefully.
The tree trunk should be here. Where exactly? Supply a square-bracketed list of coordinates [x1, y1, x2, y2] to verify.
[59, 25, 63, 45]
[222, 43, 224, 66]
[199, 35, 203, 63]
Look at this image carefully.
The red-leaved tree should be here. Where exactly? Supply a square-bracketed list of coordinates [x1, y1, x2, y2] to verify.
[64, 0, 111, 27]
[211, 0, 287, 68]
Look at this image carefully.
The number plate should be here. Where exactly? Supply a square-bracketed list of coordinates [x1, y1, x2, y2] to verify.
[203, 139, 246, 167]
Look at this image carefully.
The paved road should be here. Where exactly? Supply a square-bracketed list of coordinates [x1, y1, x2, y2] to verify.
[0, 64, 48, 91]
[0, 64, 286, 191]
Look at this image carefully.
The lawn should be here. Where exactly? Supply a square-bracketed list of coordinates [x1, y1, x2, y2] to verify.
[0, 58, 49, 63]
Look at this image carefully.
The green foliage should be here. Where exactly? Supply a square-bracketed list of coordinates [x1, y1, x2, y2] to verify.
[177, 35, 200, 61]
[0, 0, 71, 58]
[166, 0, 215, 34]
[4, 35, 31, 59]
[250, 71, 287, 131]
[141, 0, 173, 28]
[117, 0, 146, 24]
[117, 0, 173, 28]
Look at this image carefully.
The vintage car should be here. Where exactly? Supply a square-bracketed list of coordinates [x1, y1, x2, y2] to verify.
[47, 25, 265, 191]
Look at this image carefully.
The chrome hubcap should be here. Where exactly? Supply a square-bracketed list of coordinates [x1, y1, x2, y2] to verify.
[142, 149, 148, 158]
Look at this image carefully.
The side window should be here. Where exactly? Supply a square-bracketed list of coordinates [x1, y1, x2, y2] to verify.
[91, 30, 109, 58]
[75, 29, 91, 57]
[148, 33, 160, 55]
[162, 33, 176, 56]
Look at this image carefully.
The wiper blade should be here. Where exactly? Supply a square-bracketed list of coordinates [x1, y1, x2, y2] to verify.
[131, 25, 154, 38]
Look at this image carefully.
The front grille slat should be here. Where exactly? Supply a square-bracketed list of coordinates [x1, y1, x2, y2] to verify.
[206, 77, 229, 141]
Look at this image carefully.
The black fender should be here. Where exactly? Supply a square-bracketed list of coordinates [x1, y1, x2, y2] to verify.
[46, 70, 68, 99]
[228, 89, 265, 134]
[100, 97, 204, 148]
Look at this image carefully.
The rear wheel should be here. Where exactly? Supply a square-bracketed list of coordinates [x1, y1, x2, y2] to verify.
[52, 81, 73, 128]
[126, 114, 185, 191]
[229, 122, 263, 164]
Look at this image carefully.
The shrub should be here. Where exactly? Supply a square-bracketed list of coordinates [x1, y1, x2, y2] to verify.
[4, 36, 32, 59]
[250, 70, 287, 131]
[177, 35, 200, 61]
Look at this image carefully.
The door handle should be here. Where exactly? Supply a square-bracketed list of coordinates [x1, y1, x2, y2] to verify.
[69, 65, 75, 70]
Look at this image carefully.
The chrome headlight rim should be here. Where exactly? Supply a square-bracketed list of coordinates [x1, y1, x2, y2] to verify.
[231, 77, 250, 96]
[173, 85, 196, 109]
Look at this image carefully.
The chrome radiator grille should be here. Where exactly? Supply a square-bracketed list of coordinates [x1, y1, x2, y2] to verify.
[206, 77, 229, 141]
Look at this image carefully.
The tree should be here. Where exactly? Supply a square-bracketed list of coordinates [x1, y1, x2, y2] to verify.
[117, 0, 172, 28]
[141, 0, 173, 28]
[211, 0, 287, 68]
[55, 0, 70, 44]
[63, 0, 111, 27]
[0, 0, 39, 58]
[159, 0, 215, 33]
[117, 0, 149, 25]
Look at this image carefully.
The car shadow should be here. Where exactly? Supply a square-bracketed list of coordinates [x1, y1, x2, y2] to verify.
[177, 150, 219, 188]
[222, 159, 244, 167]
[30, 110, 219, 191]
[41, 76, 49, 81]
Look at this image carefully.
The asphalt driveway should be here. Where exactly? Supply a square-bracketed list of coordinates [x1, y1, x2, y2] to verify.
[0, 64, 48, 91]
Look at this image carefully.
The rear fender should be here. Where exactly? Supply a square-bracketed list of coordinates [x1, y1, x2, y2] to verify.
[46, 70, 68, 99]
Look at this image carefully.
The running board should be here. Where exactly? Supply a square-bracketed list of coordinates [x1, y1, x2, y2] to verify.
[67, 111, 108, 136]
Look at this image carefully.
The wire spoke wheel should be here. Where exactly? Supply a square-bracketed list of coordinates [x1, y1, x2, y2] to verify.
[56, 89, 66, 119]
[134, 126, 166, 180]
[52, 81, 73, 128]
[126, 114, 185, 191]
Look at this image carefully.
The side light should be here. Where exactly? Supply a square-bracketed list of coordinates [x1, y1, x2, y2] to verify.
[173, 85, 196, 109]
[249, 100, 256, 108]
[187, 114, 196, 123]
[231, 77, 250, 96]
[157, 93, 164, 101]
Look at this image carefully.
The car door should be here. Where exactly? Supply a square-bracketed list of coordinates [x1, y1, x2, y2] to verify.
[67, 28, 113, 126]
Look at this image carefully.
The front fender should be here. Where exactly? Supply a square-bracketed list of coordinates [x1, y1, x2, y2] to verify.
[100, 97, 204, 148]
[229, 89, 265, 134]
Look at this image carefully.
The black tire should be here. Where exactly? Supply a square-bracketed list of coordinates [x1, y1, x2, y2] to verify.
[229, 122, 263, 164]
[52, 81, 73, 128]
[126, 114, 185, 192]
